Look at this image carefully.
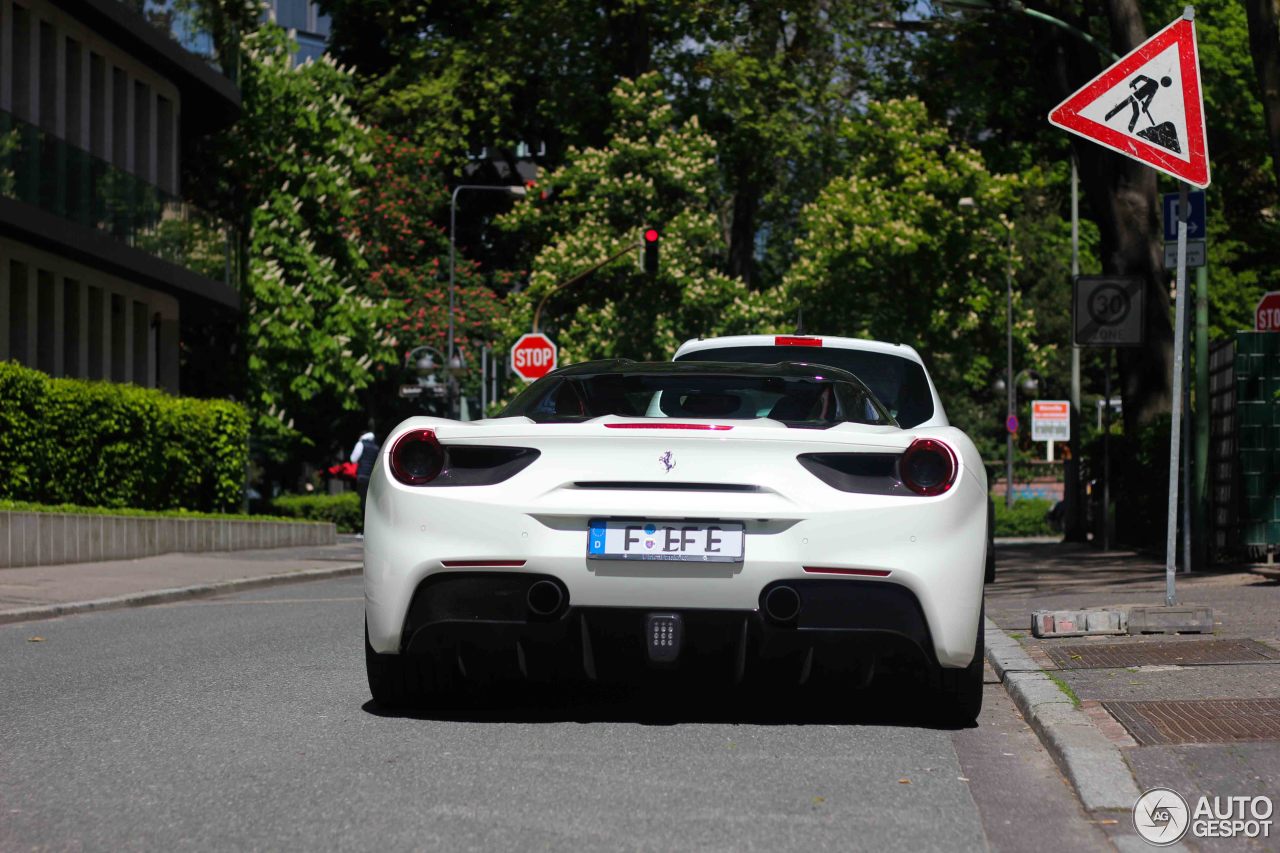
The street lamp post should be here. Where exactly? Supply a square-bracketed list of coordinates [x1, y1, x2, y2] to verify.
[448, 184, 527, 414]
[1004, 221, 1015, 508]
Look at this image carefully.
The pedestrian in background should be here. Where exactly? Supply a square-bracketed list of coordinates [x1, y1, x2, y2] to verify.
[350, 423, 379, 534]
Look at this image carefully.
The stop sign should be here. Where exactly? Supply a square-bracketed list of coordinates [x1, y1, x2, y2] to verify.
[510, 333, 558, 382]
[1256, 292, 1280, 332]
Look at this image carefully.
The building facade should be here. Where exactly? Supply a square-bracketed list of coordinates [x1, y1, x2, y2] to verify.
[0, 0, 241, 393]
[267, 0, 329, 64]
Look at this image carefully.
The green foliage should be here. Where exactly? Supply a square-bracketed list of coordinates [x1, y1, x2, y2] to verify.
[0, 499, 300, 523]
[0, 361, 249, 512]
[492, 75, 776, 394]
[783, 98, 1062, 448]
[269, 491, 362, 533]
[223, 25, 397, 454]
[993, 497, 1056, 538]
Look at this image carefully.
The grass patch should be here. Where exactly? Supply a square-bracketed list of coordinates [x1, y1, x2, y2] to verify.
[1009, 632, 1025, 640]
[1047, 671, 1082, 708]
[0, 499, 314, 524]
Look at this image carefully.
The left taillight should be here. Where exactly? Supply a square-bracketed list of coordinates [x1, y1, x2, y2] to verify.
[900, 438, 957, 496]
[389, 429, 445, 485]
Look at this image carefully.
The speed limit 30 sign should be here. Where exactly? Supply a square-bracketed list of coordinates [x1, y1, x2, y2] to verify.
[1073, 275, 1146, 347]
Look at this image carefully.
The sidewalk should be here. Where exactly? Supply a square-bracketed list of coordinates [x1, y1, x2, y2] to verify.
[0, 537, 363, 624]
[988, 541, 1280, 850]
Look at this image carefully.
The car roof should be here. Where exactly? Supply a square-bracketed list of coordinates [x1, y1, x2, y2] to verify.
[674, 334, 926, 364]
[551, 359, 865, 383]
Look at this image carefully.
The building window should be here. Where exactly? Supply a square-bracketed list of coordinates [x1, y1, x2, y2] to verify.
[156, 95, 175, 193]
[133, 81, 150, 181]
[12, 4, 31, 122]
[112, 67, 128, 171]
[63, 278, 80, 377]
[293, 32, 325, 65]
[36, 268, 54, 374]
[87, 285, 104, 380]
[65, 38, 83, 148]
[110, 292, 125, 382]
[38, 20, 56, 133]
[89, 52, 105, 159]
[275, 0, 309, 30]
[8, 260, 29, 365]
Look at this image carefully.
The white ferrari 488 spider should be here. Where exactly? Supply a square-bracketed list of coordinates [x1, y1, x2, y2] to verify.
[364, 359, 988, 722]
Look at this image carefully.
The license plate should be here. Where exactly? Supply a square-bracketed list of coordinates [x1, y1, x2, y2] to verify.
[586, 519, 745, 562]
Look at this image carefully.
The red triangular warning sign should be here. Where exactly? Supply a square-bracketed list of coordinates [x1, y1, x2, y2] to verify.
[1049, 14, 1209, 188]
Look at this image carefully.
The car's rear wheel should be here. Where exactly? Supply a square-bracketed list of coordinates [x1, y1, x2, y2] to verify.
[365, 622, 443, 709]
[936, 607, 984, 726]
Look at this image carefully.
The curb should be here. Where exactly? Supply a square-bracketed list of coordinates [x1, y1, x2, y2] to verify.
[0, 563, 362, 626]
[984, 616, 1141, 812]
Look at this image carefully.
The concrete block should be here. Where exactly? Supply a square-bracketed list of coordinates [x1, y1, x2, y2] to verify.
[1032, 608, 1127, 638]
[1127, 605, 1214, 634]
[0, 511, 10, 568]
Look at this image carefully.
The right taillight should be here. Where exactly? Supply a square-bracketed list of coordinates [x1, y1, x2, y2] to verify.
[389, 429, 445, 485]
[900, 438, 957, 496]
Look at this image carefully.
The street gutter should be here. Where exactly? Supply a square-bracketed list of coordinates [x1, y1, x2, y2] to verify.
[984, 616, 1141, 812]
[0, 563, 362, 625]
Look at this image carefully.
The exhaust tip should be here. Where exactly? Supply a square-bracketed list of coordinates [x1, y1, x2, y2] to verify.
[527, 579, 566, 618]
[763, 585, 801, 624]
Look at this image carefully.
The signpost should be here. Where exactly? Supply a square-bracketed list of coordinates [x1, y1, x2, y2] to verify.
[1050, 8, 1210, 607]
[510, 333, 558, 382]
[1073, 275, 1146, 348]
[1032, 401, 1071, 442]
[1163, 190, 1206, 269]
[1255, 292, 1280, 332]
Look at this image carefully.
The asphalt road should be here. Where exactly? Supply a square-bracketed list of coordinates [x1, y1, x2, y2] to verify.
[0, 577, 1109, 852]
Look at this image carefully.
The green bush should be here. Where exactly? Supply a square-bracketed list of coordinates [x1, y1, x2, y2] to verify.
[993, 497, 1056, 537]
[0, 499, 305, 523]
[0, 361, 249, 512]
[269, 492, 362, 533]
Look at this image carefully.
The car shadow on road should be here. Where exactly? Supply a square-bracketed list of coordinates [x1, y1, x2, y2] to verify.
[361, 676, 974, 731]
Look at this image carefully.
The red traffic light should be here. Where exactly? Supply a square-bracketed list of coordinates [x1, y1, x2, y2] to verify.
[644, 228, 660, 243]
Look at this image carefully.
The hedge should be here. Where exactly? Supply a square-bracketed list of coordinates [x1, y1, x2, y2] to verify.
[269, 492, 362, 533]
[0, 361, 249, 512]
[0, 499, 302, 523]
[993, 497, 1056, 537]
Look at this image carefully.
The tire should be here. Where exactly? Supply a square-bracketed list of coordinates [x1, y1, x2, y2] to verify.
[936, 606, 984, 726]
[984, 498, 996, 584]
[365, 622, 439, 710]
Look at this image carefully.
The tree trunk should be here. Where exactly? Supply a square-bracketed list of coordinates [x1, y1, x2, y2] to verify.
[1050, 0, 1172, 432]
[727, 183, 758, 287]
[1245, 0, 1280, 193]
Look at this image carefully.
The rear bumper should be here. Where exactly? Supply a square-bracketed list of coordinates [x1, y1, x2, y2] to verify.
[364, 463, 986, 668]
[394, 572, 940, 680]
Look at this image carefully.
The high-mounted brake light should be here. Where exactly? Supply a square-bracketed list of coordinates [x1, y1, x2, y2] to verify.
[604, 423, 734, 431]
[900, 438, 957, 496]
[775, 336, 822, 347]
[389, 428, 445, 485]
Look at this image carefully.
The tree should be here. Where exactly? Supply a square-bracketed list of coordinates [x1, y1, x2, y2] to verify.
[215, 25, 393, 460]
[781, 98, 1064, 453]
[492, 75, 774, 396]
[1244, 0, 1280, 193]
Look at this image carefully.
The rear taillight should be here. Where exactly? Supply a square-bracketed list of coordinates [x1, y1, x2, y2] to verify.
[900, 439, 957, 496]
[389, 429, 444, 485]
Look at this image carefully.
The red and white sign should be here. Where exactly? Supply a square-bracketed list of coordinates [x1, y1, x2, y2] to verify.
[1048, 13, 1209, 188]
[510, 332, 557, 382]
[1031, 400, 1071, 442]
[1256, 292, 1280, 332]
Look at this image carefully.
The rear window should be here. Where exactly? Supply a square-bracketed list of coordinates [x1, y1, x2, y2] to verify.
[676, 346, 935, 428]
[500, 371, 892, 427]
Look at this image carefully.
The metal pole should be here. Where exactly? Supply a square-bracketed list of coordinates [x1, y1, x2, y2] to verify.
[448, 187, 460, 375]
[480, 346, 488, 416]
[1182, 282, 1193, 572]
[1006, 223, 1015, 509]
[1166, 182, 1191, 606]
[1103, 349, 1111, 550]
[1067, 156, 1083, 540]
[1194, 261, 1210, 566]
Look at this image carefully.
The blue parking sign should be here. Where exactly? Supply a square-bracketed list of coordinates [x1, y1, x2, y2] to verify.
[1163, 191, 1206, 241]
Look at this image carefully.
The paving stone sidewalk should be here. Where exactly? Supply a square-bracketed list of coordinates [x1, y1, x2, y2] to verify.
[990, 541, 1280, 851]
[0, 537, 363, 624]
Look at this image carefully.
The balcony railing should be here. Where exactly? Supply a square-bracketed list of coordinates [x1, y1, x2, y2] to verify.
[0, 110, 241, 292]
[114, 0, 239, 85]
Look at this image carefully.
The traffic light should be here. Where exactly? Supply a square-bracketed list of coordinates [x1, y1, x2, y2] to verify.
[642, 227, 660, 276]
